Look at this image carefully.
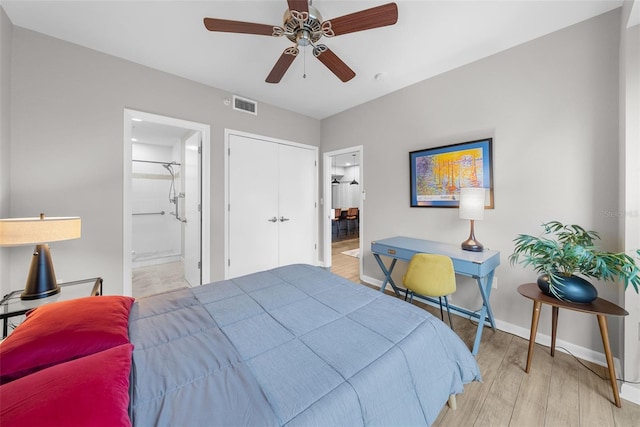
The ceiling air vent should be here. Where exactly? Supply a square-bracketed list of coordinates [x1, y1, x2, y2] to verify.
[233, 95, 257, 115]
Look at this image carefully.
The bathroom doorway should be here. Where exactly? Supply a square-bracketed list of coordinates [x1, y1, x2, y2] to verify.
[123, 110, 211, 297]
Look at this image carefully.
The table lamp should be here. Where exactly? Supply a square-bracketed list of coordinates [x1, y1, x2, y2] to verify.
[0, 213, 81, 300]
[459, 187, 485, 252]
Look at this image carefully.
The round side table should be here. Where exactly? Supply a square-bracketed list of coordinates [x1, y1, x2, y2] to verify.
[518, 283, 629, 408]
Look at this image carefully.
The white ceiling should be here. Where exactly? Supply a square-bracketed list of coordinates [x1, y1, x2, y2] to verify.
[1, 0, 624, 120]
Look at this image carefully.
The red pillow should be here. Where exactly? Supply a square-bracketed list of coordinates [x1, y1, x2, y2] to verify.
[0, 295, 134, 383]
[0, 343, 133, 427]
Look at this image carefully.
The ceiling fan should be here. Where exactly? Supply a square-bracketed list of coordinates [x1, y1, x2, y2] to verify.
[203, 1, 398, 83]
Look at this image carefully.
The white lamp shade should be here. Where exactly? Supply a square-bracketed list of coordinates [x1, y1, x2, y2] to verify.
[0, 215, 81, 246]
[459, 188, 486, 221]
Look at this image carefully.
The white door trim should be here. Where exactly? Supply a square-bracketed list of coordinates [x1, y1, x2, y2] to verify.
[224, 128, 319, 279]
[123, 109, 211, 296]
[322, 146, 363, 276]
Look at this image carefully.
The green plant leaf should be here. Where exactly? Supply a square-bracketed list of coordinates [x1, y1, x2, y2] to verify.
[510, 221, 640, 293]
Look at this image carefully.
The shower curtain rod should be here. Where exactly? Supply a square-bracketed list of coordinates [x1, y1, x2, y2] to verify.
[132, 159, 181, 166]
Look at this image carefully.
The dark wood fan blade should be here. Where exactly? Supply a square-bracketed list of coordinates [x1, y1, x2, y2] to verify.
[266, 48, 298, 83]
[324, 3, 398, 37]
[314, 46, 355, 82]
[287, 0, 308, 14]
[203, 18, 277, 36]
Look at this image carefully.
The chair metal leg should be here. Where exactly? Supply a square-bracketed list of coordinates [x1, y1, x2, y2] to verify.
[438, 296, 444, 321]
[443, 296, 454, 331]
[347, 219, 356, 235]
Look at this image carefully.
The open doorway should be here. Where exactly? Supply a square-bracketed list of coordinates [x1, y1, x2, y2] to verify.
[123, 109, 211, 297]
[323, 146, 363, 282]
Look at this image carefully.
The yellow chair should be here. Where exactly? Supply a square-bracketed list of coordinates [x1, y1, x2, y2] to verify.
[403, 253, 456, 330]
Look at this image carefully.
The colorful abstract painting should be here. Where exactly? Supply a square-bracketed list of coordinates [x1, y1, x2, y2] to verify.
[410, 138, 493, 208]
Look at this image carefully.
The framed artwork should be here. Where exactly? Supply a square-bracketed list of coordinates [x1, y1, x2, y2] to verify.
[409, 138, 494, 208]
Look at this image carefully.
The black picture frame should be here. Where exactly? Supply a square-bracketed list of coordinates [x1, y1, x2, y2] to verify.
[409, 138, 494, 208]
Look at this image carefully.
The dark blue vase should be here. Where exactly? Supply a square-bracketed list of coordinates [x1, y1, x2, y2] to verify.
[537, 274, 598, 303]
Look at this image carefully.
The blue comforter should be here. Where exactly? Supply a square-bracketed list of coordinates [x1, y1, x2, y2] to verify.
[129, 264, 480, 426]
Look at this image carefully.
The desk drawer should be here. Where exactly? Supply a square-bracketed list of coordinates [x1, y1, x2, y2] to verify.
[371, 242, 414, 261]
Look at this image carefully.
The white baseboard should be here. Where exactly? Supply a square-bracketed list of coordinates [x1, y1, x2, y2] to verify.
[621, 383, 640, 405]
[360, 274, 639, 405]
[494, 318, 619, 369]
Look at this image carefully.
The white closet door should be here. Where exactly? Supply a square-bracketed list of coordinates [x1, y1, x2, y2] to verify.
[228, 134, 279, 278]
[278, 143, 316, 267]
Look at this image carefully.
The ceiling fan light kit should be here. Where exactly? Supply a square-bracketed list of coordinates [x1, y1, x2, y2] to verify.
[204, 1, 398, 83]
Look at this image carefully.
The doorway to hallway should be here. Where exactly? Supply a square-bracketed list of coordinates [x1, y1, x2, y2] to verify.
[323, 146, 363, 281]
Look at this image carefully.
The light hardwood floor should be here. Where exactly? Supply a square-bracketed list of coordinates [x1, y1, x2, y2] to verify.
[331, 238, 640, 426]
[330, 237, 361, 283]
[132, 261, 190, 298]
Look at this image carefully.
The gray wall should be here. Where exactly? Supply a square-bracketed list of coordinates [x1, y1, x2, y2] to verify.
[322, 9, 623, 355]
[0, 6, 11, 290]
[6, 26, 321, 296]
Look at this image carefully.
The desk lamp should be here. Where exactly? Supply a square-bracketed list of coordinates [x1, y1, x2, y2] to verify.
[459, 188, 485, 252]
[0, 213, 81, 300]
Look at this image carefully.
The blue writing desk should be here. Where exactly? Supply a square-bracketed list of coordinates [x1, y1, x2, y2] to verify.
[371, 236, 500, 356]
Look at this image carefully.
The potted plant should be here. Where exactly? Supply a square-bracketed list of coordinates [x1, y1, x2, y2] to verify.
[509, 221, 640, 303]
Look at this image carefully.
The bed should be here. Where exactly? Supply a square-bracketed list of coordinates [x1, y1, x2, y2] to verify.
[0, 264, 480, 426]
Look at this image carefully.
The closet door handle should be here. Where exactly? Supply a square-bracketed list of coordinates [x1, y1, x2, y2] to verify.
[268, 217, 278, 223]
[279, 216, 290, 222]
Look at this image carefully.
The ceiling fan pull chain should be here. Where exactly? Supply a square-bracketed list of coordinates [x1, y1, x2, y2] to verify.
[303, 46, 307, 79]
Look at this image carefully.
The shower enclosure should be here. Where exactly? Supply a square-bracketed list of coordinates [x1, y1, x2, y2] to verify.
[125, 110, 205, 299]
[131, 143, 185, 267]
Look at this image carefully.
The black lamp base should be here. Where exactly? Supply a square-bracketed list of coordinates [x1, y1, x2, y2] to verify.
[21, 244, 61, 300]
